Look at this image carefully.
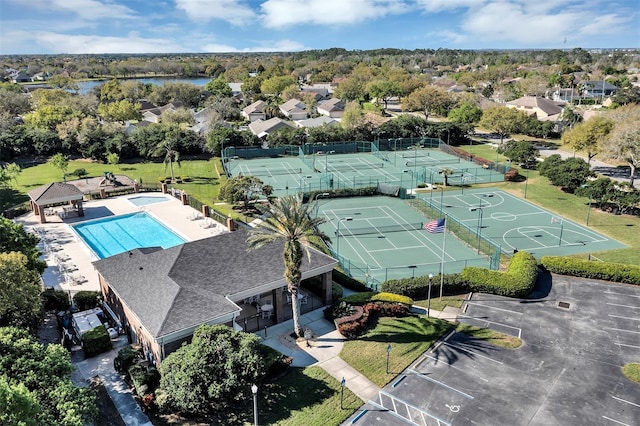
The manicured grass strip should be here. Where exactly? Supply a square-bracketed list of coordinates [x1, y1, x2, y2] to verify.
[259, 366, 358, 426]
[412, 294, 466, 312]
[341, 316, 454, 387]
[456, 323, 522, 349]
[622, 363, 640, 384]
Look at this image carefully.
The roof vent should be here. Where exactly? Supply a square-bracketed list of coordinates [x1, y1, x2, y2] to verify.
[558, 301, 570, 309]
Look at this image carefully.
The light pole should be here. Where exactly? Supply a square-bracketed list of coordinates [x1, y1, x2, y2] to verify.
[386, 344, 392, 374]
[440, 187, 444, 210]
[427, 273, 433, 317]
[251, 384, 258, 426]
[314, 192, 330, 217]
[403, 170, 413, 191]
[336, 217, 353, 257]
[469, 206, 484, 254]
[524, 168, 529, 199]
[340, 377, 346, 409]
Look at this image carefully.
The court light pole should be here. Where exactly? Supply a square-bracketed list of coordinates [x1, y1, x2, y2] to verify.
[314, 192, 330, 217]
[427, 273, 433, 317]
[524, 168, 530, 199]
[336, 217, 353, 258]
[469, 206, 484, 254]
[251, 384, 258, 426]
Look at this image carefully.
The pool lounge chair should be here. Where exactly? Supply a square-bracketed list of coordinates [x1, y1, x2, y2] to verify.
[65, 272, 87, 286]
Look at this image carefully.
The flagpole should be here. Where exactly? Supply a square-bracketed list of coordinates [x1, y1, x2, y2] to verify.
[440, 213, 447, 299]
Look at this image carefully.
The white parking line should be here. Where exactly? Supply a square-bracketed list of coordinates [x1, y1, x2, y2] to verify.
[606, 303, 640, 309]
[442, 342, 504, 365]
[409, 371, 474, 399]
[419, 354, 489, 382]
[606, 327, 640, 334]
[612, 395, 640, 408]
[615, 343, 640, 349]
[602, 415, 631, 426]
[604, 291, 640, 298]
[458, 314, 522, 338]
[464, 301, 524, 315]
[609, 314, 640, 321]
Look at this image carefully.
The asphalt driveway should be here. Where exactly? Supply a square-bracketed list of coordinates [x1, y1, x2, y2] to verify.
[344, 274, 640, 425]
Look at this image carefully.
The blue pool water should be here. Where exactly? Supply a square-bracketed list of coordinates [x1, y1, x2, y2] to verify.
[73, 212, 185, 259]
[128, 195, 171, 207]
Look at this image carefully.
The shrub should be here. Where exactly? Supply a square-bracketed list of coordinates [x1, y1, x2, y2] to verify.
[42, 288, 70, 311]
[504, 167, 519, 182]
[381, 273, 469, 299]
[332, 283, 344, 300]
[114, 347, 141, 373]
[82, 325, 112, 357]
[371, 292, 413, 305]
[540, 256, 640, 285]
[462, 251, 538, 297]
[73, 291, 100, 311]
[332, 269, 370, 292]
[342, 291, 376, 305]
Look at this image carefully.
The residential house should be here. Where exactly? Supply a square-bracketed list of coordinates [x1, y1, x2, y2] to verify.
[248, 117, 295, 138]
[95, 229, 337, 366]
[316, 98, 345, 119]
[295, 116, 339, 129]
[242, 100, 268, 122]
[580, 81, 619, 99]
[300, 85, 330, 100]
[279, 99, 307, 120]
[140, 102, 181, 123]
[506, 96, 564, 121]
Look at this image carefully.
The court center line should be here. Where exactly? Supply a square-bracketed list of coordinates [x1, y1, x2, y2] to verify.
[442, 342, 504, 365]
[602, 415, 631, 426]
[612, 396, 640, 408]
[464, 301, 524, 315]
[609, 314, 640, 321]
[606, 303, 640, 309]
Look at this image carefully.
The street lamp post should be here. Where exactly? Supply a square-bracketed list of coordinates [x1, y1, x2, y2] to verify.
[427, 273, 433, 317]
[251, 384, 258, 426]
[314, 192, 330, 217]
[470, 206, 484, 254]
[340, 377, 346, 409]
[386, 344, 392, 374]
[336, 217, 353, 257]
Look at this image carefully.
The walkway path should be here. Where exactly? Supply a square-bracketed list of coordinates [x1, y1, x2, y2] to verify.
[259, 305, 461, 403]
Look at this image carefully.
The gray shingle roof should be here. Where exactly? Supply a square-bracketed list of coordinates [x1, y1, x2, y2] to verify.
[28, 182, 83, 205]
[94, 229, 336, 338]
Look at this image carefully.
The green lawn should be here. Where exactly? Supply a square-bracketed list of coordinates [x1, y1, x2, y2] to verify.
[340, 316, 454, 387]
[622, 363, 640, 384]
[413, 294, 466, 312]
[0, 157, 238, 217]
[256, 366, 358, 426]
[456, 323, 522, 349]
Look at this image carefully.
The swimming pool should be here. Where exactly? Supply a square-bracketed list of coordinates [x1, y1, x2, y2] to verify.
[128, 195, 172, 207]
[73, 212, 186, 259]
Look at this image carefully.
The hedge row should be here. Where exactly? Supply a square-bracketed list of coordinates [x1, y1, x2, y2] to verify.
[82, 325, 112, 357]
[128, 364, 160, 398]
[332, 269, 370, 293]
[462, 251, 538, 297]
[540, 256, 640, 285]
[380, 273, 470, 299]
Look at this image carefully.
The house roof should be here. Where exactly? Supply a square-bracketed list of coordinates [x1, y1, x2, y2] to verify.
[248, 117, 295, 137]
[28, 182, 83, 206]
[280, 98, 305, 114]
[243, 100, 267, 115]
[317, 98, 344, 112]
[581, 81, 619, 91]
[94, 229, 337, 339]
[296, 116, 339, 128]
[506, 96, 563, 116]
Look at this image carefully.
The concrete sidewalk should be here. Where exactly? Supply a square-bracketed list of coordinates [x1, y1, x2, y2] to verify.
[258, 305, 461, 403]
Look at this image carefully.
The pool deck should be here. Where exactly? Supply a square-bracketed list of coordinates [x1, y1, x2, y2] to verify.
[16, 193, 229, 295]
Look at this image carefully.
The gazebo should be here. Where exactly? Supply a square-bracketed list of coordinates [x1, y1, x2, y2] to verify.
[28, 182, 85, 223]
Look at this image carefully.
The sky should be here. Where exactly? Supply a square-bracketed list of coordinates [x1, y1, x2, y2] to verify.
[1, 0, 638, 55]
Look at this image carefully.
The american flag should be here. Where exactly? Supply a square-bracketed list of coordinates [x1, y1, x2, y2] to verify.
[424, 218, 445, 233]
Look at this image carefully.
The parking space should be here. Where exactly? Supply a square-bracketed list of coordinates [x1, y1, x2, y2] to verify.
[344, 276, 640, 425]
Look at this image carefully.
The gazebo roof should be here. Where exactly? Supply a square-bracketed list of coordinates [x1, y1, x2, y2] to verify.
[28, 182, 83, 206]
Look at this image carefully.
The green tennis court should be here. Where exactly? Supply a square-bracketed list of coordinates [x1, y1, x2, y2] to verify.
[316, 196, 489, 288]
[412, 188, 626, 257]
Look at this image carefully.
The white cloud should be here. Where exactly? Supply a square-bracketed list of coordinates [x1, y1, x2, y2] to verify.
[414, 0, 482, 13]
[202, 39, 306, 52]
[174, 0, 257, 25]
[9, 0, 136, 20]
[260, 0, 408, 28]
[20, 31, 186, 54]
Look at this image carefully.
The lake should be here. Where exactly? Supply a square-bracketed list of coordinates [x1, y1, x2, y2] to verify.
[76, 77, 212, 94]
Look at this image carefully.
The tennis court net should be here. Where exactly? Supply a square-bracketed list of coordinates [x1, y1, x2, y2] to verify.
[244, 167, 302, 176]
[336, 221, 424, 236]
[405, 158, 461, 167]
[323, 162, 384, 172]
[401, 152, 430, 158]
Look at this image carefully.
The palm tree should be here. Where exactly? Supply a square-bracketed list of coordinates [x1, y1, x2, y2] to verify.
[246, 194, 331, 337]
[440, 167, 454, 187]
[152, 127, 181, 183]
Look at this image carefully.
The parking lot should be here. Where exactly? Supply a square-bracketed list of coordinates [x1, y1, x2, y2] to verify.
[345, 275, 640, 425]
